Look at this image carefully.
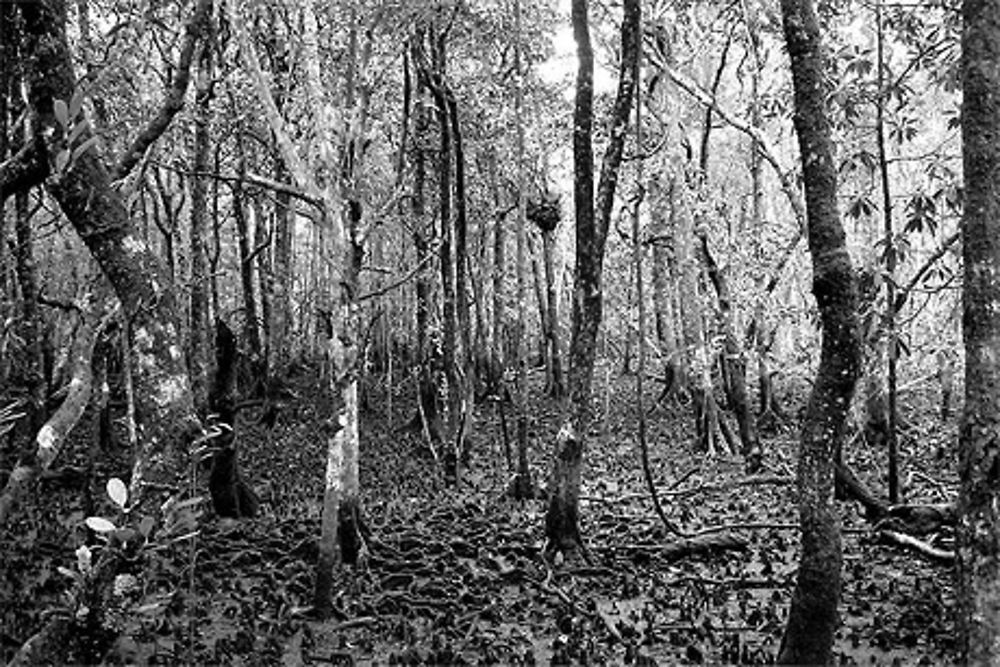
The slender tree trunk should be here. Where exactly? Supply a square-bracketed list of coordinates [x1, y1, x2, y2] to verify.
[512, 0, 533, 499]
[268, 154, 293, 379]
[958, 0, 1000, 660]
[777, 0, 862, 661]
[545, 0, 639, 556]
[448, 93, 474, 481]
[488, 149, 506, 389]
[874, 0, 899, 504]
[188, 35, 213, 415]
[542, 228, 565, 398]
[233, 142, 263, 387]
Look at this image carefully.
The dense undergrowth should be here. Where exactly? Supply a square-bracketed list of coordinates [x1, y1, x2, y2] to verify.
[0, 363, 958, 664]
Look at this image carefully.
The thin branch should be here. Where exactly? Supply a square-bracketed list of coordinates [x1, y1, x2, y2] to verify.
[659, 63, 806, 232]
[357, 250, 436, 302]
[113, 0, 213, 180]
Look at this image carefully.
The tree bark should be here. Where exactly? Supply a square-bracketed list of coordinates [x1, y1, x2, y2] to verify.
[958, 0, 1000, 660]
[777, 0, 862, 662]
[545, 0, 639, 556]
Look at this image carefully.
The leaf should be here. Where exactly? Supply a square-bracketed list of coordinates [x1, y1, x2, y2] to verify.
[57, 566, 80, 580]
[68, 119, 90, 147]
[71, 136, 100, 163]
[85, 516, 117, 533]
[55, 149, 70, 174]
[138, 515, 156, 538]
[69, 89, 85, 119]
[107, 478, 128, 508]
[53, 98, 69, 128]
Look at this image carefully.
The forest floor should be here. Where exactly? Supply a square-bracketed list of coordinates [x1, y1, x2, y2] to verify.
[1, 361, 959, 665]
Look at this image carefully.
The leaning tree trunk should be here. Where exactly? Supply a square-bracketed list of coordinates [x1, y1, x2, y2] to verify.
[12, 0, 201, 506]
[777, 0, 862, 663]
[958, 0, 1000, 660]
[545, 0, 639, 557]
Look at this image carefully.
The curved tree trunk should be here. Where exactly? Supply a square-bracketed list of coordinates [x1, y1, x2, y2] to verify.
[958, 0, 1000, 660]
[777, 0, 862, 662]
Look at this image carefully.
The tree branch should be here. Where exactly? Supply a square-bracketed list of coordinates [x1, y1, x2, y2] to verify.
[0, 139, 48, 203]
[659, 63, 807, 232]
[113, 0, 213, 180]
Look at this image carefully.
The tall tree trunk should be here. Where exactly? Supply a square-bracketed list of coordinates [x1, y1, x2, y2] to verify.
[511, 0, 533, 499]
[410, 71, 442, 445]
[958, 0, 1000, 660]
[488, 148, 506, 390]
[268, 153, 293, 379]
[649, 177, 684, 400]
[448, 93, 474, 481]
[188, 34, 213, 415]
[233, 140, 263, 389]
[777, 0, 862, 662]
[874, 0, 899, 504]
[545, 0, 639, 556]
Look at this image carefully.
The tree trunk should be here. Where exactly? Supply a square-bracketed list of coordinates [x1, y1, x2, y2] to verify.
[542, 228, 566, 398]
[676, 179, 724, 455]
[511, 0, 533, 499]
[777, 0, 862, 662]
[188, 34, 213, 416]
[698, 229, 761, 469]
[649, 177, 684, 400]
[268, 153, 293, 379]
[545, 0, 639, 556]
[233, 144, 263, 389]
[958, 0, 1000, 659]
[447, 93, 475, 481]
[488, 148, 506, 392]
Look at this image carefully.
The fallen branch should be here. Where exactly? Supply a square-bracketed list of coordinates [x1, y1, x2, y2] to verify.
[878, 529, 954, 564]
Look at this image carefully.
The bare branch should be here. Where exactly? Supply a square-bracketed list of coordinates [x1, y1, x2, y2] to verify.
[113, 0, 213, 180]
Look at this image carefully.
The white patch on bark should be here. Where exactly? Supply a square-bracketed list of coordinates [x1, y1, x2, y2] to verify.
[122, 235, 149, 256]
[36, 424, 58, 467]
[155, 375, 187, 407]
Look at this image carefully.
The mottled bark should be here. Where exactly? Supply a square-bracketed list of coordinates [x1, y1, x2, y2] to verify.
[958, 0, 1000, 660]
[18, 0, 201, 504]
[777, 0, 862, 662]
